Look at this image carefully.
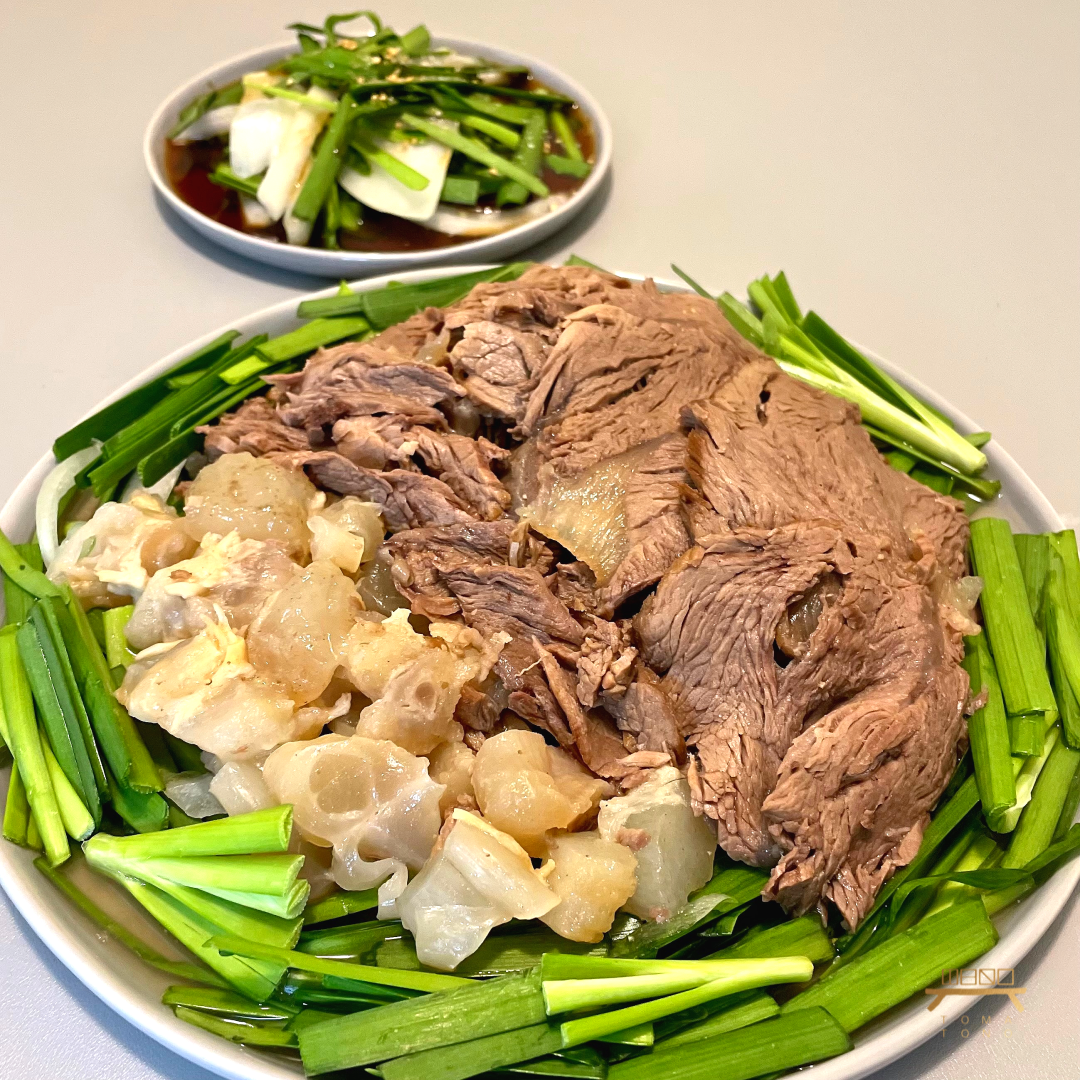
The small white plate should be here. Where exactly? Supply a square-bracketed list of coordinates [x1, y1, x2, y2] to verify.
[0, 267, 1073, 1080]
[145, 40, 612, 277]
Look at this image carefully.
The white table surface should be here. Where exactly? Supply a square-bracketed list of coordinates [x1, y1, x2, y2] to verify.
[1, 1, 1078, 1077]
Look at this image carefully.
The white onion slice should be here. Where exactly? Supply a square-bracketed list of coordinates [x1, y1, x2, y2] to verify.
[173, 105, 239, 144]
[257, 86, 335, 221]
[119, 461, 185, 505]
[422, 194, 569, 238]
[37, 443, 101, 570]
[165, 771, 225, 819]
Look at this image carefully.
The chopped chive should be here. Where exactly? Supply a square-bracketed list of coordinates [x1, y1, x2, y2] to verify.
[970, 518, 1057, 729]
[257, 316, 371, 363]
[35, 857, 226, 986]
[53, 332, 238, 460]
[549, 110, 583, 162]
[173, 1006, 296, 1046]
[998, 724, 1062, 833]
[0, 627, 68, 865]
[497, 109, 546, 206]
[162, 985, 297, 1020]
[293, 98, 359, 223]
[557, 960, 812, 1046]
[102, 606, 135, 670]
[351, 131, 430, 190]
[545, 155, 591, 178]
[1046, 533, 1080, 748]
[0, 528, 62, 599]
[3, 763, 31, 845]
[782, 899, 996, 1032]
[298, 970, 545, 1073]
[1014, 533, 1050, 628]
[609, 1008, 849, 1080]
[707, 914, 835, 964]
[40, 736, 94, 841]
[962, 631, 1016, 825]
[401, 113, 549, 197]
[465, 93, 537, 125]
[444, 111, 521, 149]
[302, 887, 379, 925]
[209, 164, 262, 199]
[298, 919, 403, 958]
[378, 1022, 563, 1080]
[653, 990, 778, 1047]
[244, 78, 338, 111]
[1002, 738, 1080, 868]
[440, 175, 481, 205]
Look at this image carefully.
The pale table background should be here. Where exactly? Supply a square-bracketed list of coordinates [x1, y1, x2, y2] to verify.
[1, 1, 1078, 1077]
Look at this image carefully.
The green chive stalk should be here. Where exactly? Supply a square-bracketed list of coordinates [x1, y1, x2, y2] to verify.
[1045, 537, 1080, 748]
[962, 632, 1016, 824]
[378, 1022, 563, 1080]
[293, 98, 358, 223]
[3, 763, 31, 845]
[34, 857, 224, 986]
[550, 110, 583, 161]
[1014, 533, 1050, 628]
[302, 887, 378, 925]
[653, 990, 779, 1048]
[298, 970, 546, 1074]
[1002, 738, 1080, 868]
[211, 935, 466, 993]
[162, 985, 297, 1020]
[0, 626, 68, 864]
[706, 914, 835, 964]
[102, 606, 134, 670]
[40, 736, 94, 840]
[970, 518, 1057, 731]
[997, 725, 1061, 832]
[782, 900, 997, 1032]
[0, 529, 62, 599]
[400, 114, 549, 197]
[609, 1008, 851, 1080]
[173, 1006, 297, 1047]
[498, 109, 547, 206]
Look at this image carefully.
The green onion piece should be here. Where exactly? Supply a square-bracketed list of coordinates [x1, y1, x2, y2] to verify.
[299, 918, 403, 959]
[1055, 757, 1080, 840]
[970, 517, 1057, 727]
[211, 935, 466, 993]
[399, 24, 431, 55]
[609, 1008, 849, 1080]
[163, 984, 297, 1019]
[597, 1022, 654, 1046]
[3, 762, 31, 845]
[122, 877, 286, 1000]
[294, 98, 359, 222]
[302, 887, 379, 925]
[401, 113, 549, 198]
[717, 292, 765, 347]
[653, 990, 778, 1048]
[549, 110, 583, 162]
[16, 615, 93, 808]
[465, 93, 537, 125]
[863, 424, 1001, 500]
[1009, 715, 1042, 757]
[298, 263, 531, 326]
[298, 970, 545, 1073]
[545, 155, 591, 178]
[196, 880, 309, 920]
[1014, 533, 1051, 628]
[998, 724, 1061, 832]
[0, 627, 68, 865]
[923, 830, 1001, 917]
[962, 631, 1017, 824]
[339, 188, 362, 230]
[440, 175, 481, 205]
[0, 529, 62, 599]
[244, 78, 338, 111]
[107, 770, 169, 833]
[35, 857, 225, 985]
[782, 899, 996, 1032]
[173, 1006, 296, 1046]
[40, 735, 94, 840]
[102, 606, 135, 669]
[3, 542, 40, 627]
[257, 316, 371, 363]
[168, 88, 216, 141]
[444, 111, 521, 149]
[351, 131, 430, 190]
[322, 181, 342, 249]
[1002, 737, 1080, 868]
[706, 913, 835, 964]
[209, 164, 262, 199]
[104, 852, 304, 897]
[57, 586, 160, 794]
[53, 332, 239, 460]
[498, 109, 547, 206]
[378, 1022, 563, 1080]
[559, 967, 799, 1049]
[1046, 533, 1080, 748]
[217, 354, 270, 386]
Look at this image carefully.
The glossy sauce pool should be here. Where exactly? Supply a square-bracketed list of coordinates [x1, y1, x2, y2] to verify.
[165, 98, 595, 253]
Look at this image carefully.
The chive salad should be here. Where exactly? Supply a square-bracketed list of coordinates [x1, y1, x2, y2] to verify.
[166, 12, 595, 253]
[2, 262, 1080, 1080]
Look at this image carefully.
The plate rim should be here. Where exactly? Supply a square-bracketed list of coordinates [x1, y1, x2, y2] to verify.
[144, 36, 614, 274]
[0, 264, 1072, 1080]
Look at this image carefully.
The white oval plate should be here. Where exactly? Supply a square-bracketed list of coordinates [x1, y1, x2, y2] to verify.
[0, 266, 1073, 1080]
[145, 40, 612, 277]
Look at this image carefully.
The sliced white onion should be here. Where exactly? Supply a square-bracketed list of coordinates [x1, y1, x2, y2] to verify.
[209, 760, 275, 816]
[165, 771, 225, 819]
[257, 86, 335, 221]
[339, 121, 457, 222]
[282, 160, 315, 246]
[120, 461, 185, 505]
[422, 194, 569, 238]
[37, 443, 101, 570]
[173, 105, 239, 144]
[241, 194, 273, 229]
